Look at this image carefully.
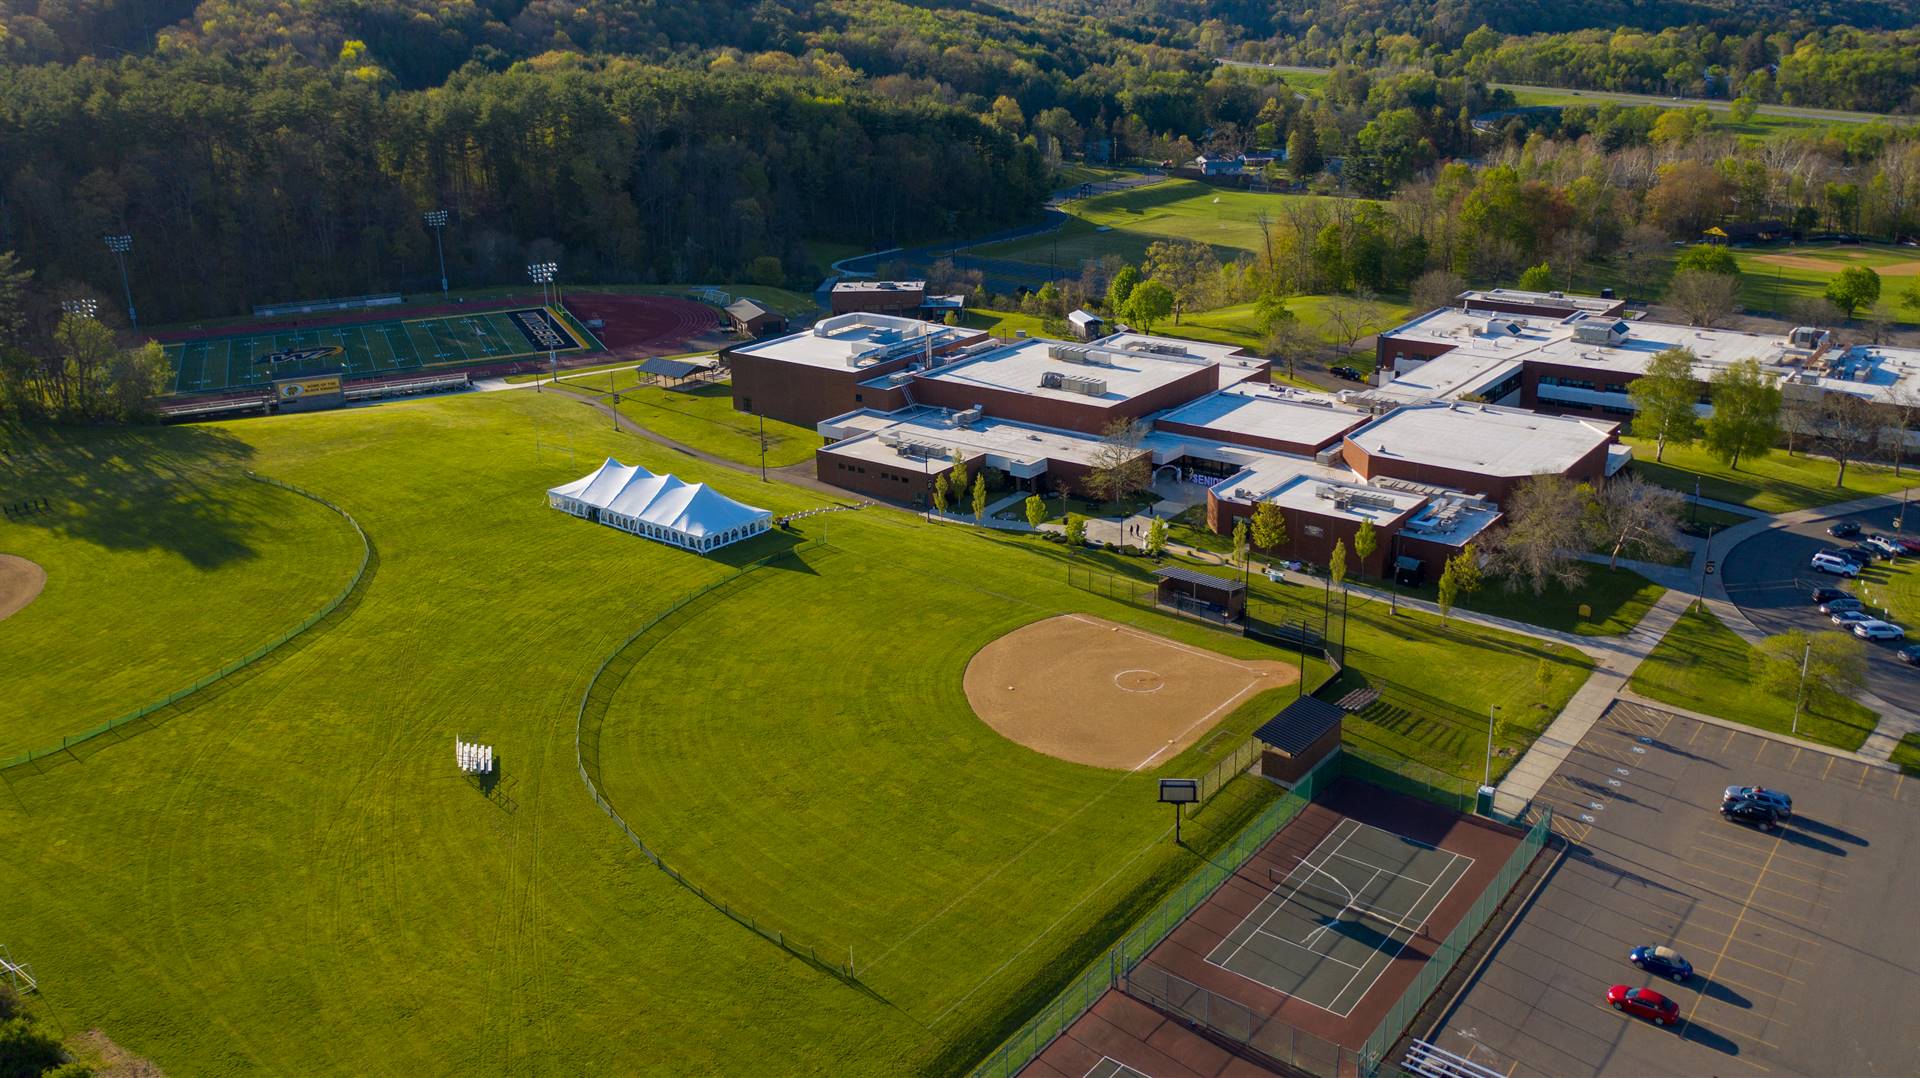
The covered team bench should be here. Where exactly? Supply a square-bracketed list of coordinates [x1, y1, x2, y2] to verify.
[1254, 696, 1345, 784]
[1152, 565, 1246, 623]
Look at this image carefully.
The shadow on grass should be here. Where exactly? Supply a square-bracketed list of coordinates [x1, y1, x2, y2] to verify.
[1, 421, 266, 569]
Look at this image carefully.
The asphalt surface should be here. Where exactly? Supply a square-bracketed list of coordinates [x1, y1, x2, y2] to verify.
[1432, 701, 1920, 1077]
[1717, 503, 1920, 712]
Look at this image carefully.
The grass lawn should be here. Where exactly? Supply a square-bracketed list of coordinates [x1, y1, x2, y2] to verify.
[1626, 438, 1916, 513]
[1891, 733, 1920, 776]
[955, 307, 1059, 339]
[2, 389, 1612, 1076]
[1051, 164, 1135, 188]
[974, 180, 1370, 267]
[0, 424, 363, 759]
[1172, 294, 1413, 363]
[1729, 243, 1920, 320]
[1629, 604, 1879, 751]
[1852, 553, 1920, 624]
[1392, 564, 1665, 637]
[554, 376, 821, 468]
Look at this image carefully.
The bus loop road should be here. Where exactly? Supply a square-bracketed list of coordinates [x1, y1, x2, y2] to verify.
[1717, 501, 1920, 714]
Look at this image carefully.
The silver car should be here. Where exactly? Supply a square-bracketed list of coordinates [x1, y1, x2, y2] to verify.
[1723, 785, 1792, 818]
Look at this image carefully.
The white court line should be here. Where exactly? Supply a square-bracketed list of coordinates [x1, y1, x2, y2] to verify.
[1325, 845, 1476, 1017]
[1302, 866, 1379, 946]
[1326, 848, 1444, 890]
[1213, 820, 1358, 968]
[1246, 925, 1364, 971]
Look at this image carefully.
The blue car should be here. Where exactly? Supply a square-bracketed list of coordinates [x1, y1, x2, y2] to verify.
[1630, 944, 1693, 982]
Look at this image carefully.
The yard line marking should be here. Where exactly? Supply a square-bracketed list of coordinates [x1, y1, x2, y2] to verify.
[1688, 836, 1784, 1028]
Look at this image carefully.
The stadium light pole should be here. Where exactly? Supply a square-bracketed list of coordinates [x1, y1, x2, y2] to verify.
[423, 210, 450, 297]
[61, 298, 99, 320]
[528, 261, 557, 309]
[103, 233, 136, 327]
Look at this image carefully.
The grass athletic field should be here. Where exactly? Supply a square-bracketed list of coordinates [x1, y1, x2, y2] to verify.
[1732, 242, 1920, 318]
[0, 424, 364, 758]
[161, 306, 590, 393]
[3, 391, 1593, 1074]
[975, 180, 1363, 267]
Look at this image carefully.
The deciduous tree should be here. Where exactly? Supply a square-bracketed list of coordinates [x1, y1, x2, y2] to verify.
[1353, 519, 1377, 579]
[1123, 279, 1174, 334]
[1704, 358, 1782, 471]
[1627, 347, 1703, 462]
[1085, 420, 1150, 512]
[1024, 493, 1046, 528]
[1584, 475, 1684, 570]
[1487, 476, 1589, 594]
[1825, 266, 1882, 319]
[1250, 500, 1288, 556]
[1666, 269, 1741, 327]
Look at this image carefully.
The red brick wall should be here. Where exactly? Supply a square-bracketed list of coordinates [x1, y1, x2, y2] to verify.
[1155, 417, 1354, 457]
[1342, 430, 1614, 502]
[1207, 491, 1396, 578]
[830, 287, 926, 315]
[816, 446, 987, 502]
[912, 363, 1221, 435]
[1375, 334, 1457, 373]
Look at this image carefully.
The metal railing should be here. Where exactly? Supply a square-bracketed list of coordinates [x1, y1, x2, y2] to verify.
[1, 473, 370, 771]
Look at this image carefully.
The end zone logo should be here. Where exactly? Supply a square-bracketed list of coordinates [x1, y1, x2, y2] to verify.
[257, 345, 343, 369]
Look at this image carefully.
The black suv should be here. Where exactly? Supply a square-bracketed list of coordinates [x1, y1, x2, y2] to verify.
[1811, 587, 1848, 604]
[1721, 799, 1780, 832]
[1828, 521, 1862, 538]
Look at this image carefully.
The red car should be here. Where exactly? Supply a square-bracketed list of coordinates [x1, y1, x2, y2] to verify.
[1899, 537, 1920, 555]
[1608, 985, 1680, 1026]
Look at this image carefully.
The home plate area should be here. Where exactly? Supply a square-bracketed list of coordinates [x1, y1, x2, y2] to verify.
[962, 613, 1299, 771]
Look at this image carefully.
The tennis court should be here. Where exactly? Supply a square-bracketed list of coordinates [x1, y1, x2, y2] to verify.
[162, 306, 590, 393]
[1205, 817, 1473, 1018]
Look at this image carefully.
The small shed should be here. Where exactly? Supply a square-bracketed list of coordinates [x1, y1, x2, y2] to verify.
[1152, 565, 1246, 622]
[725, 298, 785, 337]
[1067, 309, 1105, 340]
[1254, 696, 1345, 785]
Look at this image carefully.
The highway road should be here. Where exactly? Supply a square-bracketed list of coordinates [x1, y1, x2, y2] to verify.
[1215, 59, 1909, 128]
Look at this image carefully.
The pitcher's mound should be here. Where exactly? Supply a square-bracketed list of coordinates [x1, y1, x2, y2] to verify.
[964, 613, 1298, 770]
[0, 554, 45, 621]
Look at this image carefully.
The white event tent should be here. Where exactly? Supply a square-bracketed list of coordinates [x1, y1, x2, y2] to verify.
[547, 458, 773, 554]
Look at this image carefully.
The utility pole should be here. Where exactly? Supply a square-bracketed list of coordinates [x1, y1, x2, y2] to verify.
[1791, 639, 1811, 736]
[424, 210, 450, 297]
[104, 233, 136, 327]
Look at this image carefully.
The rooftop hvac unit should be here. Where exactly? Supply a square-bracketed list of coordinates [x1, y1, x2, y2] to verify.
[1315, 446, 1344, 467]
[1790, 326, 1830, 349]
[1485, 319, 1524, 337]
[1126, 341, 1189, 356]
[953, 405, 983, 427]
[1573, 320, 1627, 347]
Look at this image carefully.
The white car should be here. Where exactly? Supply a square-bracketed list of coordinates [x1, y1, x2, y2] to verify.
[1868, 535, 1905, 557]
[1810, 552, 1860, 577]
[1853, 619, 1906, 640]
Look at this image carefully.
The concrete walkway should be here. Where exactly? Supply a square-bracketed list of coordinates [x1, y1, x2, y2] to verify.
[1490, 589, 1693, 818]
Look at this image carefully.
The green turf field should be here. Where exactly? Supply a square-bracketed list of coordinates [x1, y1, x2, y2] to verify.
[975, 180, 1363, 266]
[558, 373, 822, 468]
[162, 305, 592, 394]
[2, 391, 1593, 1074]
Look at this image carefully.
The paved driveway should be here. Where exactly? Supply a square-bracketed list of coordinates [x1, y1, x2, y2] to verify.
[1717, 503, 1920, 713]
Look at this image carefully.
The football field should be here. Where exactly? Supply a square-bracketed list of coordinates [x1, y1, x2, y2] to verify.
[163, 306, 592, 393]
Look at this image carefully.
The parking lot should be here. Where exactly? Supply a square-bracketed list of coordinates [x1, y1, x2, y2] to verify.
[1719, 504, 1920, 712]
[1431, 701, 1920, 1076]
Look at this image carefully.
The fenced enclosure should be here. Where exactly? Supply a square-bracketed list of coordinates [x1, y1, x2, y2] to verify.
[968, 751, 1551, 1078]
[1, 473, 372, 771]
[1340, 743, 1482, 816]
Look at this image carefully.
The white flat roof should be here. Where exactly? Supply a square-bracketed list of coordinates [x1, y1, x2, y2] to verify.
[730, 312, 972, 371]
[1346, 400, 1614, 477]
[1158, 383, 1368, 447]
[820, 406, 1111, 473]
[1089, 331, 1259, 371]
[1458, 288, 1622, 313]
[1381, 308, 1920, 405]
[917, 337, 1216, 406]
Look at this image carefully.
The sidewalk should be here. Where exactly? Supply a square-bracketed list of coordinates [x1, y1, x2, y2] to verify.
[1490, 589, 1692, 819]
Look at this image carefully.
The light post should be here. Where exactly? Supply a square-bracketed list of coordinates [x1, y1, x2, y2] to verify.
[61, 298, 99, 319]
[527, 261, 557, 309]
[1791, 639, 1812, 736]
[103, 234, 135, 327]
[1484, 705, 1500, 788]
[423, 210, 450, 296]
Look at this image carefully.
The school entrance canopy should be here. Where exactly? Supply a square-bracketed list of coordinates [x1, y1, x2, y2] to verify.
[547, 457, 772, 554]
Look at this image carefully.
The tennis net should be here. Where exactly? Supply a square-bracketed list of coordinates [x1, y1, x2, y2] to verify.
[1268, 868, 1430, 939]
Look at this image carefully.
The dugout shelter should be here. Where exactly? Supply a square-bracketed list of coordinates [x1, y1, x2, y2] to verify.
[1254, 696, 1345, 784]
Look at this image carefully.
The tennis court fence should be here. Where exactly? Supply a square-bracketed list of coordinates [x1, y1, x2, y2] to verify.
[0, 473, 371, 772]
[1126, 962, 1365, 1077]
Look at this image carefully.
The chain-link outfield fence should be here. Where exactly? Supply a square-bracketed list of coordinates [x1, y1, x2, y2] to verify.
[0, 472, 371, 772]
[572, 539, 867, 982]
[1340, 744, 1482, 816]
[969, 751, 1552, 1078]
